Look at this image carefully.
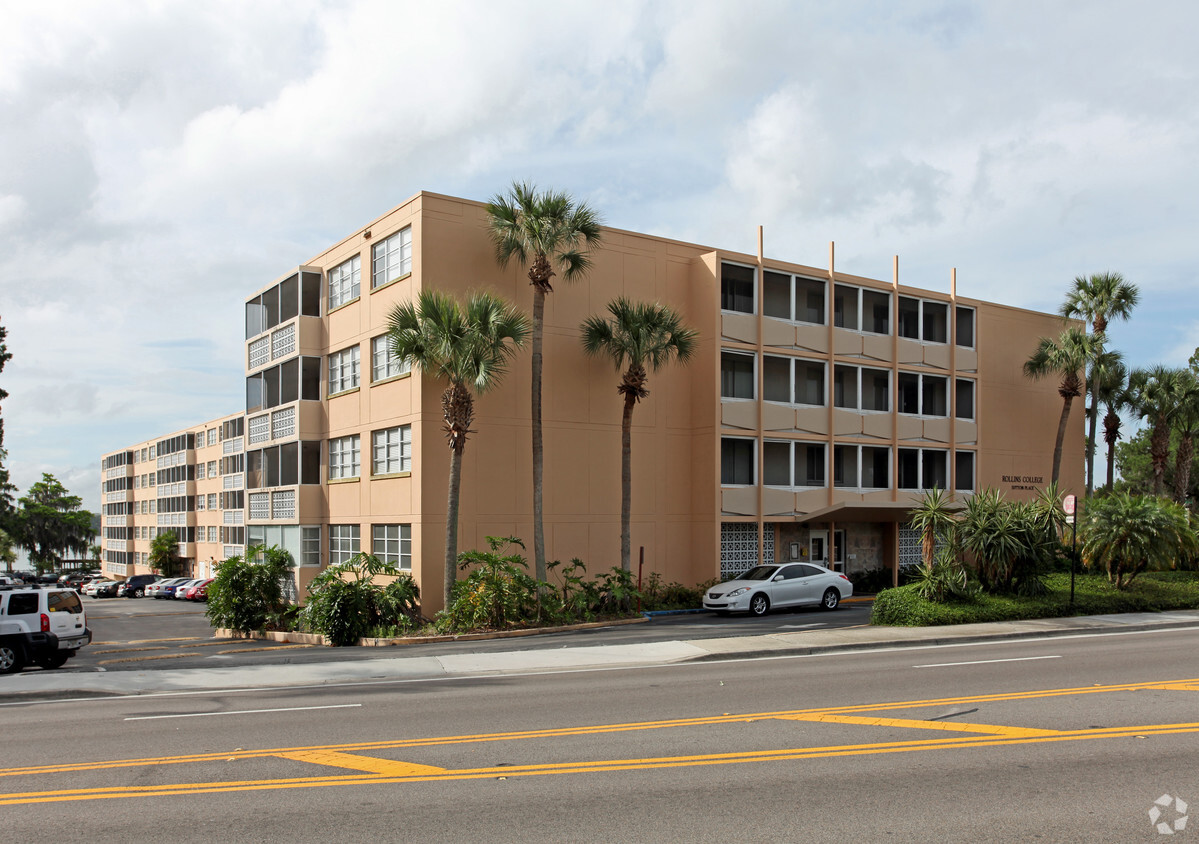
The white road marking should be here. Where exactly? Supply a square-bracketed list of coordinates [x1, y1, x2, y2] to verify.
[123, 704, 362, 721]
[913, 655, 1062, 668]
[779, 623, 827, 629]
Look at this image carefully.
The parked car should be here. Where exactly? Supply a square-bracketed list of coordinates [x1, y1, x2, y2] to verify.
[82, 580, 114, 598]
[173, 579, 201, 600]
[93, 580, 121, 598]
[157, 578, 192, 599]
[57, 573, 87, 591]
[0, 587, 91, 673]
[192, 579, 214, 602]
[185, 578, 214, 600]
[703, 563, 853, 616]
[148, 577, 185, 599]
[118, 574, 160, 598]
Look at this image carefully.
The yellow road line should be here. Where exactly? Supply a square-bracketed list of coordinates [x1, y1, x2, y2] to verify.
[97, 654, 190, 665]
[276, 751, 444, 776]
[777, 713, 1061, 737]
[4, 676, 1196, 779]
[91, 647, 169, 655]
[3, 721, 1199, 806]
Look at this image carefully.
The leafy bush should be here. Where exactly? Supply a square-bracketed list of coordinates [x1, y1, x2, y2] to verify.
[640, 572, 713, 611]
[871, 572, 1199, 626]
[206, 545, 293, 633]
[849, 567, 895, 594]
[302, 554, 422, 646]
[437, 537, 541, 632]
[1080, 493, 1199, 588]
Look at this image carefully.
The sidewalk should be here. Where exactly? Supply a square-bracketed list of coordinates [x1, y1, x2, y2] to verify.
[4, 609, 1199, 699]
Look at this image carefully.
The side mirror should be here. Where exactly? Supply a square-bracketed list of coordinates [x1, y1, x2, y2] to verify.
[773, 575, 785, 582]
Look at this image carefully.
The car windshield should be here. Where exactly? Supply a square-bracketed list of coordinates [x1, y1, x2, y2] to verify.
[738, 566, 779, 581]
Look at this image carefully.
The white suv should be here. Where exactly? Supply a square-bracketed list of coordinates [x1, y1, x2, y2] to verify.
[0, 587, 91, 673]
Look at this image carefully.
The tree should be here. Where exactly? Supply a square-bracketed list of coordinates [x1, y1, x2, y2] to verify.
[1096, 357, 1131, 492]
[0, 317, 14, 519]
[487, 183, 603, 585]
[387, 289, 529, 608]
[206, 545, 294, 633]
[1170, 370, 1199, 504]
[1023, 327, 1104, 486]
[580, 299, 697, 572]
[908, 487, 956, 570]
[9, 474, 95, 572]
[1060, 272, 1139, 496]
[1127, 366, 1191, 497]
[0, 528, 16, 573]
[1081, 493, 1199, 589]
[149, 530, 180, 577]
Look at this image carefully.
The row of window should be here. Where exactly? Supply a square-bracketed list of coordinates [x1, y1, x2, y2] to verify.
[722, 352, 975, 418]
[329, 227, 413, 309]
[246, 337, 410, 414]
[330, 426, 413, 479]
[722, 262, 975, 346]
[721, 437, 975, 492]
[329, 336, 411, 395]
[329, 524, 412, 570]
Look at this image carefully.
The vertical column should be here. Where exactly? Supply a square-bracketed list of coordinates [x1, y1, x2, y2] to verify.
[950, 268, 958, 497]
[756, 227, 766, 564]
[891, 256, 900, 503]
[826, 242, 836, 509]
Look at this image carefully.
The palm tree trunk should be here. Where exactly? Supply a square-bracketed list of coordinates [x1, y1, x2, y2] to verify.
[1103, 409, 1120, 491]
[1151, 418, 1170, 497]
[1173, 432, 1194, 503]
[1085, 389, 1098, 497]
[620, 391, 635, 572]
[444, 443, 464, 610]
[1051, 397, 1073, 486]
[531, 286, 546, 586]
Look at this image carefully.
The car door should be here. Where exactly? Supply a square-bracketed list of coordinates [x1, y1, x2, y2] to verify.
[795, 564, 830, 605]
[769, 565, 808, 608]
[45, 590, 86, 643]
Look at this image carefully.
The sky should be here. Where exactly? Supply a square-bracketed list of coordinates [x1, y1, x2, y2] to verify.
[2, 0, 1197, 517]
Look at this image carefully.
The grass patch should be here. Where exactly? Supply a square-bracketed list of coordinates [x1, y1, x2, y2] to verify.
[871, 572, 1199, 627]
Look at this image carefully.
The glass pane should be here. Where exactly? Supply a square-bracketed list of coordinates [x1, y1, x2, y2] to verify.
[833, 365, 858, 409]
[280, 274, 299, 322]
[861, 447, 889, 489]
[862, 290, 889, 334]
[763, 271, 791, 319]
[922, 376, 948, 417]
[897, 449, 919, 489]
[898, 373, 919, 414]
[833, 445, 857, 488]
[798, 443, 825, 487]
[862, 368, 889, 412]
[956, 306, 975, 348]
[833, 285, 859, 330]
[721, 352, 754, 399]
[796, 278, 825, 325]
[923, 450, 948, 490]
[763, 355, 791, 403]
[898, 297, 919, 339]
[721, 438, 754, 485]
[923, 301, 948, 343]
[763, 441, 791, 486]
[956, 379, 975, 420]
[955, 451, 975, 491]
[721, 264, 754, 314]
[795, 360, 825, 406]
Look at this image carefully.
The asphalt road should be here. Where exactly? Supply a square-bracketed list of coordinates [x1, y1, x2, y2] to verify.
[3, 624, 1198, 841]
[64, 594, 875, 672]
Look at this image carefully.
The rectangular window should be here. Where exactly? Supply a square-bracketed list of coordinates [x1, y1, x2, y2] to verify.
[898, 448, 919, 490]
[899, 372, 947, 416]
[833, 284, 859, 330]
[721, 437, 754, 485]
[328, 255, 361, 309]
[372, 524, 412, 570]
[720, 351, 754, 400]
[372, 426, 412, 475]
[956, 306, 975, 348]
[795, 359, 825, 406]
[862, 446, 889, 489]
[923, 301, 948, 343]
[207, 429, 218, 447]
[328, 345, 361, 394]
[862, 289, 890, 334]
[301, 526, 321, 566]
[763, 271, 791, 320]
[329, 435, 361, 480]
[955, 451, 976, 491]
[209, 525, 218, 543]
[898, 296, 920, 339]
[956, 379, 975, 420]
[922, 449, 949, 490]
[372, 226, 413, 288]
[763, 440, 791, 486]
[372, 335, 410, 382]
[796, 277, 825, 325]
[721, 263, 754, 314]
[763, 355, 791, 403]
[833, 365, 858, 409]
[797, 442, 826, 487]
[833, 445, 858, 489]
[329, 525, 360, 566]
[861, 368, 890, 412]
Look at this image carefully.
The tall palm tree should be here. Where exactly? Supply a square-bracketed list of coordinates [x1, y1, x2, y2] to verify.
[1170, 370, 1199, 504]
[387, 289, 529, 608]
[1096, 358, 1131, 492]
[1127, 366, 1190, 498]
[908, 487, 956, 571]
[1060, 272, 1139, 496]
[580, 299, 697, 572]
[487, 183, 603, 586]
[1023, 326, 1104, 486]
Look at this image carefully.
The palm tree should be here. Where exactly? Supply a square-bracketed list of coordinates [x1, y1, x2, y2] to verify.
[1170, 371, 1199, 504]
[1060, 272, 1139, 496]
[1081, 493, 1199, 589]
[1127, 366, 1190, 497]
[908, 487, 956, 571]
[387, 289, 530, 608]
[580, 299, 697, 572]
[1023, 327, 1104, 486]
[1095, 358, 1131, 492]
[487, 183, 603, 586]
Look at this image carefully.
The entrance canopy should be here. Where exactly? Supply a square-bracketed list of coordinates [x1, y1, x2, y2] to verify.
[796, 501, 961, 525]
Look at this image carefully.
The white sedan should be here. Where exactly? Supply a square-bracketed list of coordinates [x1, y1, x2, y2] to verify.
[703, 563, 853, 616]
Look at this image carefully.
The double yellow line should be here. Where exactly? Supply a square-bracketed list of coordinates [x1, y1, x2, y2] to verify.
[3, 677, 1196, 806]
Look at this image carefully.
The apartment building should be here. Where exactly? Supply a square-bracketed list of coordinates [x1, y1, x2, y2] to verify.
[100, 413, 245, 580]
[103, 190, 1081, 609]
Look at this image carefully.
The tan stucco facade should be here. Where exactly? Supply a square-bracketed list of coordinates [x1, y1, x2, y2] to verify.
[101, 190, 1082, 608]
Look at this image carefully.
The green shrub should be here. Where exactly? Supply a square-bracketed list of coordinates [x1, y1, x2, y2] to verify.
[437, 537, 542, 632]
[849, 567, 893, 594]
[206, 545, 293, 633]
[871, 572, 1199, 626]
[640, 572, 713, 611]
[302, 554, 422, 646]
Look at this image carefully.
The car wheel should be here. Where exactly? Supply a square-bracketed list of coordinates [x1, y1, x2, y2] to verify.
[37, 653, 70, 670]
[821, 588, 840, 610]
[749, 593, 770, 617]
[0, 644, 24, 675]
[133, 588, 144, 598]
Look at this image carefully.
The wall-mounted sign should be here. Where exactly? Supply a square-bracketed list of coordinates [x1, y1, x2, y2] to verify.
[1002, 473, 1044, 492]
